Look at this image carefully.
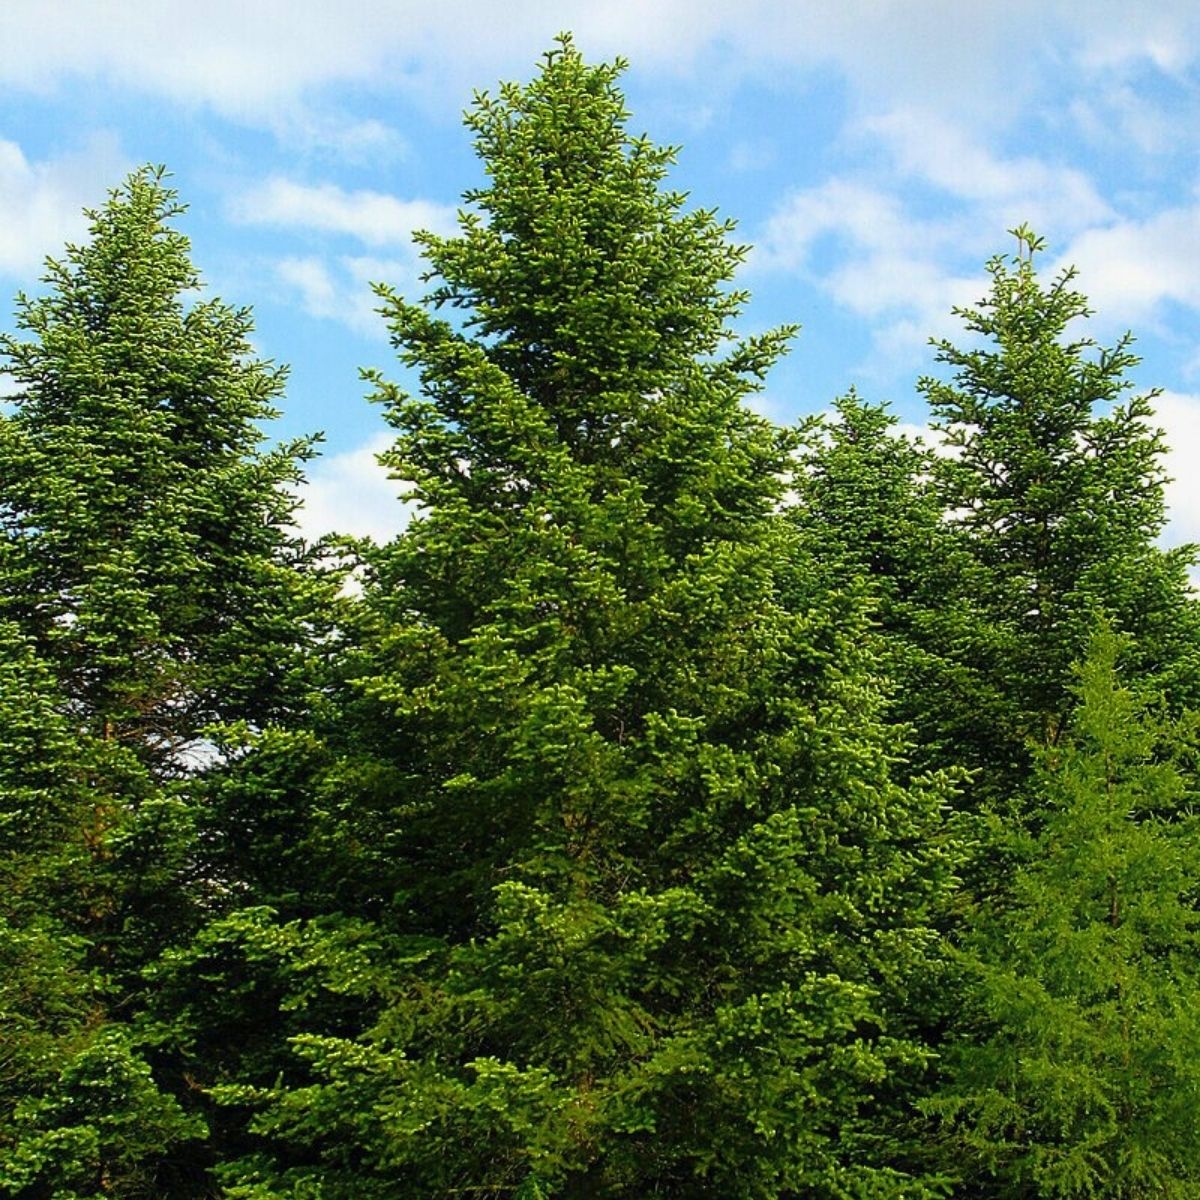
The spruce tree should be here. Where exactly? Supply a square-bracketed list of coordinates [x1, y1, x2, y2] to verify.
[927, 633, 1200, 1198]
[0, 163, 332, 977]
[206, 39, 959, 1199]
[791, 393, 986, 779]
[798, 235, 1199, 805]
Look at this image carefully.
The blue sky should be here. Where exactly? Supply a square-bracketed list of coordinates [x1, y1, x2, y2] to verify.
[3, 1, 1200, 546]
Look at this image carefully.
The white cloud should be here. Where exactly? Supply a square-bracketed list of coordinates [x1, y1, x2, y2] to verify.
[1153, 390, 1200, 549]
[755, 178, 983, 368]
[277, 256, 338, 316]
[1056, 206, 1200, 327]
[1075, 6, 1200, 75]
[1068, 88, 1180, 157]
[0, 134, 127, 279]
[756, 179, 911, 272]
[892, 420, 934, 444]
[863, 109, 1112, 234]
[0, 1, 409, 120]
[752, 91, 1150, 381]
[292, 431, 411, 544]
[235, 178, 456, 246]
[741, 389, 790, 422]
[276, 112, 410, 163]
[243, 179, 456, 336]
[276, 254, 414, 338]
[5, 1, 1198, 135]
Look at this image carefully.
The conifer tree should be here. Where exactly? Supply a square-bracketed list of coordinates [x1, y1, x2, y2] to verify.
[919, 227, 1200, 789]
[0, 170, 328, 1197]
[206, 40, 959, 1200]
[0, 166, 320, 776]
[927, 633, 1200, 1198]
[0, 162, 332, 980]
[792, 393, 986, 779]
[798, 235, 1199, 803]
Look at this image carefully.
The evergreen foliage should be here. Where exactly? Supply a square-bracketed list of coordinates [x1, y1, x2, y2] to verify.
[928, 633, 1200, 1198]
[0, 39, 1198, 1200]
[920, 227, 1200, 785]
[0, 169, 327, 1198]
[0, 167, 320, 774]
[201, 38, 958, 1199]
[791, 393, 982, 780]
[798, 235, 1199, 803]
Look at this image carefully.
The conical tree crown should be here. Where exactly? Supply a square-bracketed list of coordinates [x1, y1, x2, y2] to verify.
[424, 40, 757, 412]
[922, 229, 1200, 753]
[373, 38, 793, 556]
[0, 167, 317, 767]
[360, 36, 806, 919]
[203, 42, 959, 1200]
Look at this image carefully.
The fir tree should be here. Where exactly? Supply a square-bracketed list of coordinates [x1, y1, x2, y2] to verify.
[0, 169, 329, 1197]
[206, 39, 959, 1199]
[920, 227, 1200, 790]
[0, 622, 204, 1198]
[0, 163, 333, 980]
[0, 166, 321, 776]
[791, 392, 986, 780]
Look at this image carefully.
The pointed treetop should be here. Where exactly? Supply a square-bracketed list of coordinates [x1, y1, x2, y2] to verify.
[1008, 222, 1046, 261]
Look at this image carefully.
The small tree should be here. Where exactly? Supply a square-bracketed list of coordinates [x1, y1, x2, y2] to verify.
[791, 392, 988, 781]
[928, 631, 1200, 1198]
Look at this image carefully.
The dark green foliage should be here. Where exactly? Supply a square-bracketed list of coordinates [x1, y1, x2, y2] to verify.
[0, 622, 203, 1198]
[796, 233, 1200, 813]
[794, 233, 1200, 1199]
[0, 167, 320, 774]
[0, 170, 330, 1198]
[927, 633, 1200, 1198]
[791, 393, 985, 780]
[0, 1026, 205, 1200]
[921, 228, 1200, 785]
[1, 41, 1199, 1200]
[202, 39, 959, 1199]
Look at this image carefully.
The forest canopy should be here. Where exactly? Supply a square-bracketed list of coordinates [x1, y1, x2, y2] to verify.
[1, 38, 1198, 1200]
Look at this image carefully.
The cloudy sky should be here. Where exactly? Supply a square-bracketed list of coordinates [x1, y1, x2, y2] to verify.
[3, 1, 1199, 545]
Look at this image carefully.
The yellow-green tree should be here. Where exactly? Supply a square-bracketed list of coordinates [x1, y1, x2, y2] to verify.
[929, 633, 1200, 1198]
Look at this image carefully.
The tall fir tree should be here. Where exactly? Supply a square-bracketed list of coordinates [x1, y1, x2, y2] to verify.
[0, 165, 335, 974]
[198, 39, 961, 1200]
[797, 233, 1200, 803]
[0, 166, 321, 776]
[0, 169, 329, 1197]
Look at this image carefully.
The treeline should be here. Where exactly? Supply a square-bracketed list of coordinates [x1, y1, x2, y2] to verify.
[2, 38, 1199, 1200]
